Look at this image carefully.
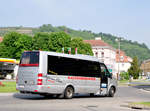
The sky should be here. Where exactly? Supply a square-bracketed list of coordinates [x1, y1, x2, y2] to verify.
[0, 0, 150, 48]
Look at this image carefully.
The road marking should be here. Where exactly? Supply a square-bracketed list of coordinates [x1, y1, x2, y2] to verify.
[139, 89, 150, 93]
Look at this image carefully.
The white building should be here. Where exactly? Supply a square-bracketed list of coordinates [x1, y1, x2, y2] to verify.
[115, 50, 132, 75]
[84, 37, 132, 78]
[84, 37, 116, 75]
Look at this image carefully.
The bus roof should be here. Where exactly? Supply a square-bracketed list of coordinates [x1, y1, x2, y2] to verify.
[38, 51, 100, 63]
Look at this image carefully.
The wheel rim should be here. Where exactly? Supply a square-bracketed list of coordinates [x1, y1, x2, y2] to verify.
[66, 87, 73, 98]
[110, 87, 115, 96]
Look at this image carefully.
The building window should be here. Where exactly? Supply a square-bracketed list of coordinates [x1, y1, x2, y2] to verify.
[120, 56, 124, 62]
[95, 52, 98, 58]
[101, 52, 104, 58]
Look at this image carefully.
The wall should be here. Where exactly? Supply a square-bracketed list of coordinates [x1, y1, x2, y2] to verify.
[92, 46, 116, 74]
[115, 62, 131, 73]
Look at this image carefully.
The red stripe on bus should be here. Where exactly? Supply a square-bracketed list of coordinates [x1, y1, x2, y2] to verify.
[68, 76, 96, 80]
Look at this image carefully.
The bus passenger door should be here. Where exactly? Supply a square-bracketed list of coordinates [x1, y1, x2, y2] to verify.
[100, 64, 108, 95]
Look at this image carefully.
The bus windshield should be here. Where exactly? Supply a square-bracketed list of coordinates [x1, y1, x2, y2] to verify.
[19, 52, 39, 66]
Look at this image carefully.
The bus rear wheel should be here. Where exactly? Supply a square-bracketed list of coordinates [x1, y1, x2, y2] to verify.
[108, 87, 115, 97]
[64, 86, 74, 99]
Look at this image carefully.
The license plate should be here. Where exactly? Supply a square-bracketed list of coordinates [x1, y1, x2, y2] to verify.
[29, 80, 34, 85]
[19, 85, 25, 88]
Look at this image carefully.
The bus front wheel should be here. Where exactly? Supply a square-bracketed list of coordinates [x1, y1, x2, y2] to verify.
[64, 86, 74, 99]
[108, 87, 115, 97]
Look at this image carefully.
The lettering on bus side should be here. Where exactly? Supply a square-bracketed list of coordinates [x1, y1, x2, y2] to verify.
[68, 76, 96, 81]
[47, 76, 63, 83]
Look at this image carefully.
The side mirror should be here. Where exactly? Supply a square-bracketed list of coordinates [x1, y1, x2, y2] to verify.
[110, 73, 112, 78]
[105, 73, 112, 78]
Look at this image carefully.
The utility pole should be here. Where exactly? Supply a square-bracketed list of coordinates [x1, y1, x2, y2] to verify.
[118, 38, 120, 80]
[116, 37, 121, 80]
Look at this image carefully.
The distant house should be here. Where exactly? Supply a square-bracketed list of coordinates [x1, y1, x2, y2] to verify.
[115, 50, 132, 74]
[0, 37, 3, 42]
[141, 59, 150, 77]
[84, 37, 116, 74]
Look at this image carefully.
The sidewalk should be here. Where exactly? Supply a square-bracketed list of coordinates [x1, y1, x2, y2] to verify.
[130, 81, 150, 85]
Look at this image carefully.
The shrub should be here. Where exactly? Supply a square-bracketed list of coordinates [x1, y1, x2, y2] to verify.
[120, 72, 129, 80]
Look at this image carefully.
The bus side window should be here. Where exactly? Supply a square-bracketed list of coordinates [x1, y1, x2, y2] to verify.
[101, 64, 106, 76]
[100, 64, 112, 78]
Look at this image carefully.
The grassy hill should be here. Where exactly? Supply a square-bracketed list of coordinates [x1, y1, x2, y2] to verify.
[0, 24, 150, 62]
[0, 27, 34, 36]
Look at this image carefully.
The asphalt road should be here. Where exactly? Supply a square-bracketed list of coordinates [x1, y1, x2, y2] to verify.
[0, 86, 150, 111]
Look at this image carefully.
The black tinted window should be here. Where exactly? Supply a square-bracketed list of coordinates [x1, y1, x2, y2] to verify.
[47, 55, 100, 77]
[20, 52, 39, 64]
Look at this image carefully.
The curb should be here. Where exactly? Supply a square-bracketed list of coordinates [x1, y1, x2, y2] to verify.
[139, 89, 150, 93]
[0, 93, 14, 96]
[0, 80, 16, 82]
[143, 88, 150, 92]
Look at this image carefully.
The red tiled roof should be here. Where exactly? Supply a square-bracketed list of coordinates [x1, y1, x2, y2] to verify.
[0, 37, 3, 42]
[84, 40, 110, 47]
[116, 50, 132, 63]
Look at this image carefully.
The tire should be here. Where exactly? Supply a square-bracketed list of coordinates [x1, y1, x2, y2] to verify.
[108, 87, 115, 97]
[64, 86, 74, 99]
[56, 94, 64, 99]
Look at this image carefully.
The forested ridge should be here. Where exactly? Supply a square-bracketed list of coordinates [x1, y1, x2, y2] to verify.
[0, 24, 150, 62]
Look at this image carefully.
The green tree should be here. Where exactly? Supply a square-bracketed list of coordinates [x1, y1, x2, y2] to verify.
[49, 32, 71, 53]
[0, 32, 21, 59]
[35, 24, 60, 33]
[15, 34, 33, 58]
[120, 72, 129, 80]
[71, 38, 93, 55]
[32, 32, 72, 53]
[0, 32, 33, 59]
[32, 32, 51, 51]
[128, 57, 141, 79]
[0, 31, 93, 59]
